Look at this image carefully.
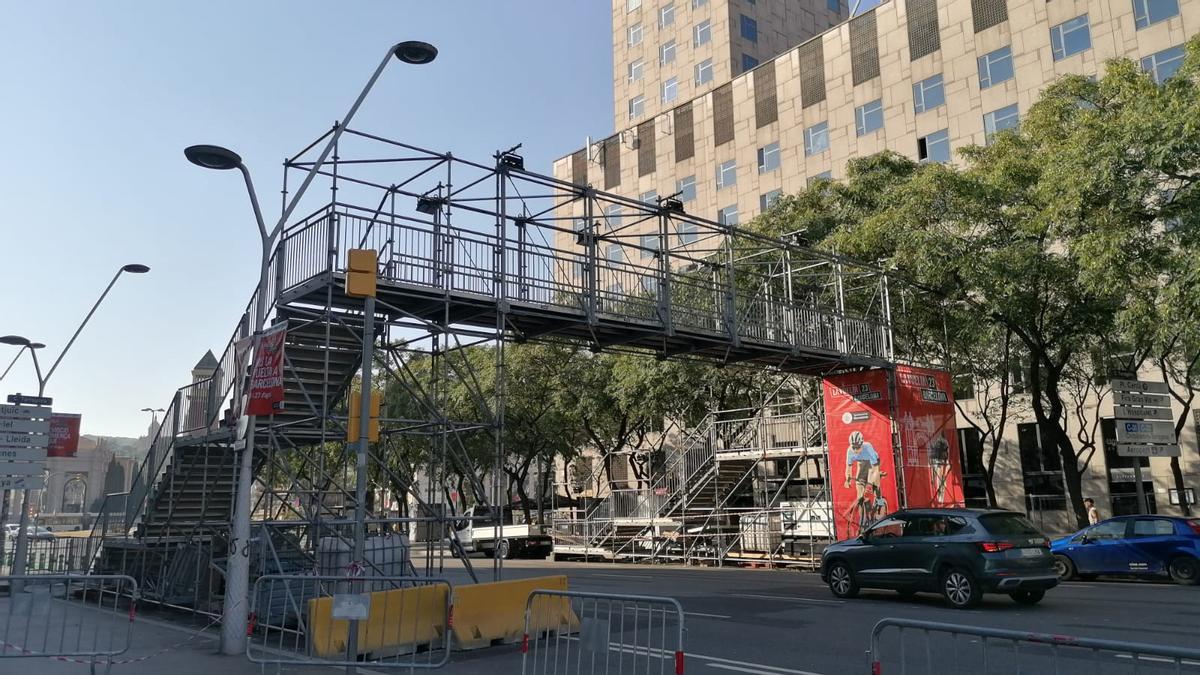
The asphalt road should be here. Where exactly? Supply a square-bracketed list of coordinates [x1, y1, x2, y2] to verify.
[436, 557, 1200, 675]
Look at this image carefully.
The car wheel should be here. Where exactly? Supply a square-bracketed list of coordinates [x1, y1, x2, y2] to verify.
[940, 568, 982, 609]
[827, 561, 859, 599]
[495, 539, 512, 560]
[1052, 554, 1076, 581]
[1168, 556, 1200, 586]
[1009, 589, 1045, 605]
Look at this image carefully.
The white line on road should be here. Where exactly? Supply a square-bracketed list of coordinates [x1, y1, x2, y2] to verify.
[740, 593, 843, 605]
[684, 610, 732, 619]
[699, 658, 824, 674]
[1114, 653, 1200, 666]
[568, 635, 826, 675]
[591, 573, 657, 580]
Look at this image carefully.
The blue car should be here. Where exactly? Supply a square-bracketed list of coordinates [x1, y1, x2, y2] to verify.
[1050, 515, 1200, 585]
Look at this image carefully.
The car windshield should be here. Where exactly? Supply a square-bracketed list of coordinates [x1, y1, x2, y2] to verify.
[979, 513, 1041, 536]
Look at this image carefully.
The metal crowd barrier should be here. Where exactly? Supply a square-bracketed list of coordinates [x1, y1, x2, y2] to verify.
[868, 618, 1200, 674]
[1, 574, 137, 671]
[247, 574, 452, 672]
[522, 589, 685, 675]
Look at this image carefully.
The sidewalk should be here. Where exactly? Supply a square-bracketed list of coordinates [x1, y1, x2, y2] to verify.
[1, 594, 529, 674]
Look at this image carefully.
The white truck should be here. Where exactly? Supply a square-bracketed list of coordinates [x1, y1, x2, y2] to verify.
[452, 505, 553, 559]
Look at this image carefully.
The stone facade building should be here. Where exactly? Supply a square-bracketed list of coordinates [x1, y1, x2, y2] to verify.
[552, 0, 1200, 531]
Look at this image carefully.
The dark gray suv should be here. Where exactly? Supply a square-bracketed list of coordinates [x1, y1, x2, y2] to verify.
[820, 508, 1059, 608]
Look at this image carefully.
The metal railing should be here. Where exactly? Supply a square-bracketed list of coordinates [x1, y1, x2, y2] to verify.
[1, 574, 137, 667]
[248, 573, 452, 671]
[1, 536, 94, 575]
[868, 618, 1200, 674]
[276, 204, 892, 362]
[522, 589, 685, 675]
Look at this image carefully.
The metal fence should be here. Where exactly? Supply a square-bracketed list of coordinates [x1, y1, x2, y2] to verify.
[868, 618, 1200, 674]
[1, 574, 137, 670]
[522, 589, 685, 675]
[248, 574, 452, 671]
[1, 536, 95, 575]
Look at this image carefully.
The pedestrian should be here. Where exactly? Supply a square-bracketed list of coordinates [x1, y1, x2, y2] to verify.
[1084, 498, 1100, 525]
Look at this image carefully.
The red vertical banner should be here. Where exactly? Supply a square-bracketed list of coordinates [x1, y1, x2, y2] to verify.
[247, 324, 287, 416]
[47, 413, 82, 458]
[822, 370, 899, 540]
[894, 365, 965, 509]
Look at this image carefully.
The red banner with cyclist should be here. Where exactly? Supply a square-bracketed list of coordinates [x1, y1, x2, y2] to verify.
[822, 370, 899, 540]
[894, 365, 965, 509]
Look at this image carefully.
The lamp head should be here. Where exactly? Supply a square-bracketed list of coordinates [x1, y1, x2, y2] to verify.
[29, 343, 44, 350]
[393, 41, 438, 65]
[0, 335, 31, 347]
[184, 144, 243, 171]
[121, 264, 151, 274]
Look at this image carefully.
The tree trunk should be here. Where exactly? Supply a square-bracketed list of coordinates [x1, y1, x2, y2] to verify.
[1169, 456, 1191, 517]
[1030, 354, 1090, 529]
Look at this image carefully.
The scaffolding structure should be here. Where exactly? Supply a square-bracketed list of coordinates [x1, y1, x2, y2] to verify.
[80, 125, 895, 614]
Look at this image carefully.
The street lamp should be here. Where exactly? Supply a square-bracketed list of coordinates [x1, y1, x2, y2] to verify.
[0, 339, 44, 382]
[3, 263, 149, 579]
[140, 406, 165, 424]
[187, 39, 437, 656]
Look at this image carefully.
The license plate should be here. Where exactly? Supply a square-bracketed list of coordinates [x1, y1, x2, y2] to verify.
[1018, 547, 1043, 558]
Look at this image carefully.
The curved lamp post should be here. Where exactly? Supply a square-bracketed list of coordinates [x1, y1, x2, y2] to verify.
[187, 39, 437, 656]
[0, 339, 44, 382]
[2, 263, 149, 578]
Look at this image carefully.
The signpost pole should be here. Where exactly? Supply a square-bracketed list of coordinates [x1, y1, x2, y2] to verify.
[1133, 464, 1147, 515]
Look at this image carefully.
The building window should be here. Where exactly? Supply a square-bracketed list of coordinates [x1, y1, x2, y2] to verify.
[1134, 0, 1180, 29]
[740, 15, 758, 42]
[983, 104, 1019, 144]
[640, 233, 659, 258]
[678, 221, 699, 245]
[828, 0, 841, 10]
[759, 189, 782, 212]
[855, 99, 884, 137]
[1142, 45, 1186, 84]
[805, 122, 830, 156]
[808, 171, 833, 186]
[640, 190, 659, 206]
[757, 142, 780, 173]
[661, 40, 677, 65]
[629, 23, 644, 46]
[693, 0, 707, 7]
[607, 243, 624, 263]
[716, 160, 737, 189]
[660, 3, 675, 26]
[1050, 15, 1091, 61]
[695, 58, 714, 84]
[629, 95, 645, 119]
[573, 218, 588, 234]
[742, 53, 759, 72]
[661, 77, 679, 103]
[717, 205, 739, 226]
[677, 175, 697, 201]
[629, 59, 644, 82]
[62, 476, 87, 514]
[917, 129, 950, 163]
[952, 374, 975, 400]
[956, 428, 990, 508]
[628, 0, 642, 10]
[1018, 422, 1067, 513]
[694, 20, 712, 46]
[604, 204, 623, 228]
[978, 46, 1014, 89]
[912, 74, 945, 114]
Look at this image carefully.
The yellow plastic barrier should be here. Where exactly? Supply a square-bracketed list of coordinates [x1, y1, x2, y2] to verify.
[452, 575, 577, 650]
[308, 582, 449, 658]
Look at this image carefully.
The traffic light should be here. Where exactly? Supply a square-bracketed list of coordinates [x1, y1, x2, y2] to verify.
[346, 389, 381, 442]
[346, 248, 378, 298]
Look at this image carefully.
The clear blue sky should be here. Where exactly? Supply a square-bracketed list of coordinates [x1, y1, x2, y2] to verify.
[0, 0, 882, 438]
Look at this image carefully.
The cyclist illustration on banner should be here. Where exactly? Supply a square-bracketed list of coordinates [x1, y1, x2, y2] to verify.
[822, 369, 899, 540]
[843, 431, 888, 534]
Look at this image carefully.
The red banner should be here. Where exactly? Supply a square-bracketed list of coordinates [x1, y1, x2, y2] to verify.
[895, 365, 965, 508]
[822, 370, 899, 540]
[47, 413, 82, 458]
[247, 324, 287, 416]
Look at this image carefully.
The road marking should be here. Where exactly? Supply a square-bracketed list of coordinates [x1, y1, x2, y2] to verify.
[684, 610, 732, 619]
[1114, 653, 1200, 666]
[740, 593, 842, 605]
[700, 658, 825, 667]
[591, 572, 657, 580]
